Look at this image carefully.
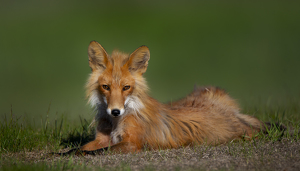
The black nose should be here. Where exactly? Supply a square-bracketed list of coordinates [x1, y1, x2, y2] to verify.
[111, 109, 120, 116]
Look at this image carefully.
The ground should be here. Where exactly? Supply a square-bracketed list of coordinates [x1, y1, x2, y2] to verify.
[1, 139, 300, 171]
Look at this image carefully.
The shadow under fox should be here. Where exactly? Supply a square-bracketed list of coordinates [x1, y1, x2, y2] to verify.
[58, 41, 277, 155]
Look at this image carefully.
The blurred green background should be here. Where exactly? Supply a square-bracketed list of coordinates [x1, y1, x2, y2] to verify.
[1, 0, 300, 124]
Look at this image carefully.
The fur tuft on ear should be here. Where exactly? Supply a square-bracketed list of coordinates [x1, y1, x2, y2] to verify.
[88, 41, 109, 72]
[127, 46, 150, 74]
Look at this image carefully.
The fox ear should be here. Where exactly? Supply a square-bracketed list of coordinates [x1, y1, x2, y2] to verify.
[127, 46, 150, 74]
[88, 41, 109, 72]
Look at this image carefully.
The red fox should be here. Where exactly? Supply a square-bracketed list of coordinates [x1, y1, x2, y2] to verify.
[68, 41, 267, 155]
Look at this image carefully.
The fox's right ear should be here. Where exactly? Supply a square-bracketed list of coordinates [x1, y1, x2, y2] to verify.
[88, 41, 109, 72]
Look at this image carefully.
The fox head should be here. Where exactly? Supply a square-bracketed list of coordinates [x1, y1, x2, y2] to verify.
[86, 41, 150, 118]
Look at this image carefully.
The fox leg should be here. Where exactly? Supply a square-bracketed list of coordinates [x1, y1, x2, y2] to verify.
[80, 132, 111, 151]
[80, 118, 113, 151]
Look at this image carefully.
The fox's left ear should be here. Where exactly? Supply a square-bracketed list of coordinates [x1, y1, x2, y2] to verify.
[127, 46, 150, 74]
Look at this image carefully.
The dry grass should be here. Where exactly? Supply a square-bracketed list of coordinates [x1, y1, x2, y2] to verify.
[1, 139, 300, 171]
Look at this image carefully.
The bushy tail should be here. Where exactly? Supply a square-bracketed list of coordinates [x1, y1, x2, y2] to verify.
[235, 113, 266, 131]
[235, 113, 287, 133]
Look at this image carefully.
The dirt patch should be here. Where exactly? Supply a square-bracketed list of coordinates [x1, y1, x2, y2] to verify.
[2, 140, 300, 171]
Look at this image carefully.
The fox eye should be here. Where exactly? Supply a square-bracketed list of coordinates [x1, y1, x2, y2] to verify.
[123, 86, 130, 91]
[102, 85, 110, 90]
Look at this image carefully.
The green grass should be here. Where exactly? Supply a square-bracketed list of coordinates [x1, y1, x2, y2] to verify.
[0, 112, 94, 155]
[0, 112, 57, 153]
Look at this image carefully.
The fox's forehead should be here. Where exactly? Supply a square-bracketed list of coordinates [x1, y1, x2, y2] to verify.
[98, 50, 134, 85]
[98, 69, 134, 86]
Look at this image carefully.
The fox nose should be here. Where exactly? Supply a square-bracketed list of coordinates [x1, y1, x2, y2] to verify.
[111, 109, 121, 116]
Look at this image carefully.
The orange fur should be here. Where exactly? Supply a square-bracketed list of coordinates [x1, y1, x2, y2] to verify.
[80, 41, 265, 154]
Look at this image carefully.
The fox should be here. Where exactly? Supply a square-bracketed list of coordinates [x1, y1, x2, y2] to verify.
[63, 41, 268, 155]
